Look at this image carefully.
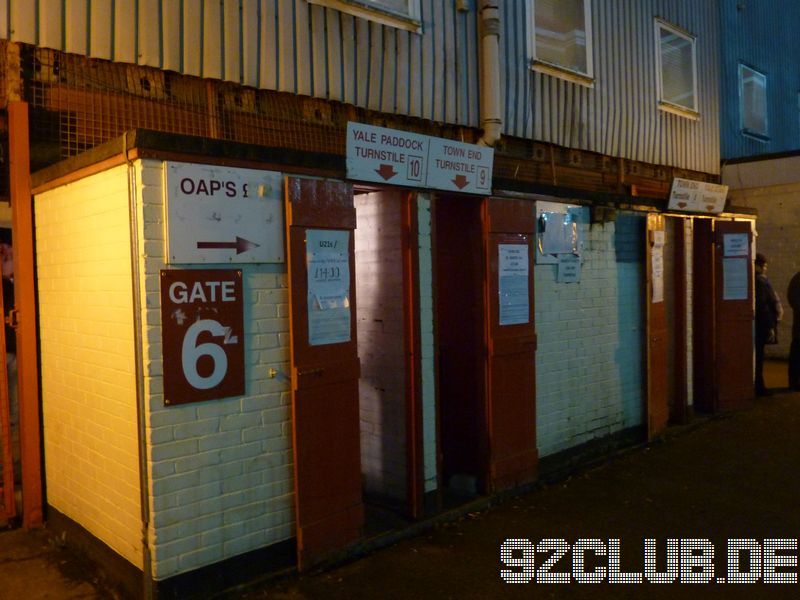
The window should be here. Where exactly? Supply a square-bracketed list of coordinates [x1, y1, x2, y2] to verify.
[529, 0, 593, 84]
[739, 65, 768, 139]
[306, 0, 421, 33]
[655, 20, 698, 119]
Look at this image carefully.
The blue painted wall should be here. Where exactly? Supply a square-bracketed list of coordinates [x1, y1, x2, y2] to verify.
[720, 0, 800, 159]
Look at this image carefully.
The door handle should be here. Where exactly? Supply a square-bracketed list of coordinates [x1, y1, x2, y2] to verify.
[299, 368, 324, 378]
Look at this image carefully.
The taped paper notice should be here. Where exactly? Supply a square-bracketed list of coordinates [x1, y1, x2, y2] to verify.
[307, 229, 351, 345]
[723, 257, 748, 301]
[499, 244, 529, 325]
[557, 254, 581, 283]
[723, 233, 749, 257]
[651, 247, 664, 303]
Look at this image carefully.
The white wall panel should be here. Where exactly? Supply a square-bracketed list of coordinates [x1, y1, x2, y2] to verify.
[202, 0, 223, 80]
[89, 0, 113, 60]
[64, 0, 88, 56]
[113, 0, 137, 64]
[39, 0, 63, 51]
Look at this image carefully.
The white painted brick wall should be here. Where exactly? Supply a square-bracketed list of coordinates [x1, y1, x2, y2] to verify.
[35, 165, 143, 568]
[355, 192, 407, 502]
[416, 194, 437, 493]
[536, 208, 645, 457]
[134, 160, 293, 579]
[729, 184, 800, 359]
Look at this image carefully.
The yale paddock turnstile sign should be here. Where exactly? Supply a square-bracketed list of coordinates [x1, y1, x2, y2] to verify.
[346, 122, 494, 195]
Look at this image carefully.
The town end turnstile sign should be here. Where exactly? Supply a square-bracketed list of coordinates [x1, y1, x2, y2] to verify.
[346, 122, 494, 195]
[667, 178, 728, 214]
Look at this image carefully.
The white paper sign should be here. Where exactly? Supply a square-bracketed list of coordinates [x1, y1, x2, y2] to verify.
[723, 257, 749, 301]
[307, 229, 351, 345]
[723, 233, 749, 257]
[651, 247, 664, 303]
[557, 254, 581, 283]
[498, 244, 530, 325]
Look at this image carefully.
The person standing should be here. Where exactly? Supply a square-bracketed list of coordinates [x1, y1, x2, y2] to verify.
[755, 253, 780, 396]
[788, 270, 800, 390]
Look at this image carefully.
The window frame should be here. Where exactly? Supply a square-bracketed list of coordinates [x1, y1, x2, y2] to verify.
[527, 0, 594, 87]
[738, 63, 769, 141]
[654, 18, 699, 120]
[306, 0, 421, 33]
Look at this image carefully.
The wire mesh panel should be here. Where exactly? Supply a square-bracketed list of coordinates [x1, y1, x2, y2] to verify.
[24, 45, 348, 167]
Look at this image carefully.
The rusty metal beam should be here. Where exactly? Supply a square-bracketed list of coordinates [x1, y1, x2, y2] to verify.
[9, 101, 43, 528]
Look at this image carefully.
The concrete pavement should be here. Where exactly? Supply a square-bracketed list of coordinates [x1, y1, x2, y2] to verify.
[240, 360, 800, 599]
[1, 360, 798, 599]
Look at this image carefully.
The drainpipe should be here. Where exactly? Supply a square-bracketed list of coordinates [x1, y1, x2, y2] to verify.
[477, 0, 502, 147]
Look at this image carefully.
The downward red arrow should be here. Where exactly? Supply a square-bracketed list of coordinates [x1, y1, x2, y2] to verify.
[197, 236, 260, 254]
[452, 174, 469, 189]
[376, 164, 398, 180]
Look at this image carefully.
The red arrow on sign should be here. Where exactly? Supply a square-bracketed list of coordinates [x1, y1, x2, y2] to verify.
[375, 164, 398, 180]
[452, 174, 469, 189]
[197, 236, 261, 254]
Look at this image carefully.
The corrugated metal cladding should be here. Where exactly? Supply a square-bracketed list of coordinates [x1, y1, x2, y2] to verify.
[0, 0, 479, 127]
[2, 1, 724, 174]
[502, 0, 721, 175]
[719, 0, 800, 160]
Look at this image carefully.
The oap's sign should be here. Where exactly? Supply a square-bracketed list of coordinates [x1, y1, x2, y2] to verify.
[164, 161, 284, 264]
[160, 269, 245, 405]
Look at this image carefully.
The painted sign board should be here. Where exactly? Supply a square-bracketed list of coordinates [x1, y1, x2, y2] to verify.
[164, 161, 284, 264]
[346, 122, 494, 195]
[667, 178, 728, 214]
[346, 123, 428, 188]
[160, 269, 245, 405]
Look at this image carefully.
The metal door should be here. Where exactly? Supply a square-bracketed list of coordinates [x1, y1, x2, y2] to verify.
[483, 198, 537, 491]
[646, 214, 669, 439]
[714, 220, 753, 409]
[285, 177, 363, 570]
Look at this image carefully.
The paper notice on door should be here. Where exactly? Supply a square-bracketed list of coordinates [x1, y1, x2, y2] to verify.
[651, 246, 664, 303]
[723, 257, 749, 300]
[723, 233, 749, 257]
[307, 229, 351, 345]
[499, 244, 529, 325]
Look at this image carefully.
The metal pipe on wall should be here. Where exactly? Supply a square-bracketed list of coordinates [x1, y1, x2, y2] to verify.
[478, 0, 503, 147]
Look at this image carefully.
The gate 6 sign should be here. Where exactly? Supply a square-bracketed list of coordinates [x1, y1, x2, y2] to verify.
[160, 269, 245, 405]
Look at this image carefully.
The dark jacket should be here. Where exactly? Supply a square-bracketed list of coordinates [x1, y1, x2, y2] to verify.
[755, 273, 779, 338]
[788, 272, 800, 339]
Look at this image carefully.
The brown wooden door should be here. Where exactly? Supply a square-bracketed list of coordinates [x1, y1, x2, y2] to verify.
[714, 220, 753, 409]
[285, 177, 363, 570]
[483, 198, 537, 492]
[0, 280, 13, 520]
[692, 219, 716, 412]
[646, 214, 669, 439]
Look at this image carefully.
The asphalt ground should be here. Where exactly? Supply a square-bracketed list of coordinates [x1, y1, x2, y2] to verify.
[1, 360, 798, 600]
